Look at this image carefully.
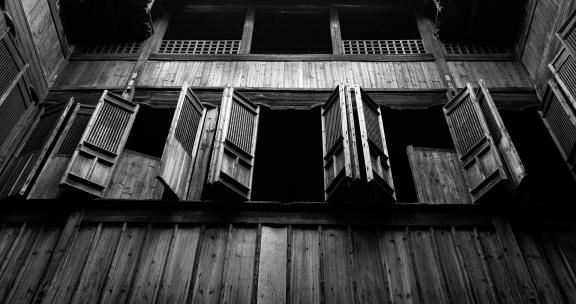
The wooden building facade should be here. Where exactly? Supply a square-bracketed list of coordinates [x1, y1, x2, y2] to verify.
[2, 0, 576, 303]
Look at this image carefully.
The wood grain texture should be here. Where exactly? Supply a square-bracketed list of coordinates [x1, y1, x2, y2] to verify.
[105, 150, 164, 200]
[52, 61, 135, 89]
[447, 61, 532, 88]
[257, 226, 287, 304]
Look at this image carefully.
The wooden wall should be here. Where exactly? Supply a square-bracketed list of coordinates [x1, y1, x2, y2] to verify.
[3, 209, 576, 304]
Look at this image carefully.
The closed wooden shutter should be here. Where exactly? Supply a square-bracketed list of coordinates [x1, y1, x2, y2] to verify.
[540, 80, 576, 178]
[28, 103, 94, 199]
[321, 84, 360, 201]
[351, 85, 395, 202]
[207, 88, 259, 200]
[443, 84, 509, 203]
[559, 9, 576, 58]
[158, 82, 206, 199]
[60, 91, 139, 197]
[0, 99, 73, 198]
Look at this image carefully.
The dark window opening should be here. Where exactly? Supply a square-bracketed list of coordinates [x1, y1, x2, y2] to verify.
[251, 108, 325, 202]
[381, 106, 455, 203]
[500, 108, 576, 204]
[163, 12, 245, 40]
[339, 10, 420, 40]
[124, 105, 174, 158]
[251, 10, 332, 54]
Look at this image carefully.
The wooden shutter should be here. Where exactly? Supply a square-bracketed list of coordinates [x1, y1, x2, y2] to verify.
[0, 98, 73, 198]
[207, 88, 259, 200]
[28, 103, 95, 199]
[158, 82, 206, 199]
[559, 9, 576, 59]
[540, 80, 576, 179]
[60, 91, 139, 197]
[443, 84, 509, 203]
[476, 80, 526, 188]
[321, 84, 360, 201]
[351, 85, 395, 202]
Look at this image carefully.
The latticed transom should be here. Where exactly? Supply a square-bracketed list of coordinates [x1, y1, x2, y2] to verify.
[159, 40, 240, 55]
[174, 96, 203, 156]
[543, 92, 576, 156]
[75, 41, 142, 54]
[448, 96, 485, 155]
[442, 42, 510, 55]
[324, 98, 342, 150]
[58, 114, 91, 157]
[343, 40, 425, 55]
[86, 102, 131, 154]
[557, 54, 576, 99]
[226, 99, 257, 154]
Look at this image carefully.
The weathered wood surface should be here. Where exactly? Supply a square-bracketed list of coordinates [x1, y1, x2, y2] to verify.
[52, 61, 136, 89]
[104, 149, 164, 200]
[407, 146, 471, 204]
[2, 215, 576, 304]
[447, 61, 533, 88]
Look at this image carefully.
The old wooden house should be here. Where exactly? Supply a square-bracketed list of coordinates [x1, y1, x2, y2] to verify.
[1, 0, 576, 302]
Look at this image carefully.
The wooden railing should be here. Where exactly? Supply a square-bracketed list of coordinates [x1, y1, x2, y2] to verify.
[158, 40, 241, 55]
[75, 41, 143, 55]
[442, 42, 510, 56]
[342, 40, 426, 55]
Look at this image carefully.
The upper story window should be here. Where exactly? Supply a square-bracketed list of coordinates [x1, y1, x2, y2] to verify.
[251, 10, 332, 54]
[159, 11, 246, 55]
[339, 9, 425, 55]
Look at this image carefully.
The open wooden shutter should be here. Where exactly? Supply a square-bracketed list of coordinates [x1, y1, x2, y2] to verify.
[321, 84, 360, 201]
[0, 98, 74, 198]
[558, 9, 576, 58]
[540, 80, 576, 179]
[207, 88, 259, 200]
[443, 84, 509, 203]
[351, 84, 395, 202]
[476, 80, 526, 188]
[158, 82, 206, 199]
[28, 103, 94, 199]
[60, 91, 139, 197]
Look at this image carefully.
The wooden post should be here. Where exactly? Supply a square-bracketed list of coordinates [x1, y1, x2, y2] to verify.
[239, 9, 255, 54]
[330, 8, 343, 55]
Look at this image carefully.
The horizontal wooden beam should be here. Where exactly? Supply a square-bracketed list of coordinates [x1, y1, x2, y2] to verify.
[148, 53, 435, 62]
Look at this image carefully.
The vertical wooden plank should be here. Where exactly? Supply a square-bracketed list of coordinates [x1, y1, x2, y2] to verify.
[408, 229, 447, 304]
[351, 228, 390, 304]
[378, 229, 420, 304]
[221, 225, 257, 304]
[544, 229, 576, 300]
[69, 224, 123, 304]
[190, 226, 229, 304]
[290, 227, 320, 304]
[188, 108, 219, 200]
[99, 225, 147, 304]
[257, 226, 287, 304]
[239, 9, 255, 54]
[156, 225, 201, 304]
[321, 227, 355, 304]
[329, 8, 343, 55]
[127, 226, 174, 304]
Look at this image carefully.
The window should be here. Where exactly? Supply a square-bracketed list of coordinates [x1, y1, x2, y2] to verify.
[339, 9, 425, 55]
[159, 11, 245, 55]
[124, 105, 174, 158]
[251, 10, 332, 54]
[251, 109, 324, 202]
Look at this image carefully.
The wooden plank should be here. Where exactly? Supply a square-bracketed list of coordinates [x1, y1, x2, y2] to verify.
[257, 226, 287, 304]
[156, 225, 201, 304]
[408, 229, 447, 303]
[321, 227, 355, 304]
[190, 226, 229, 304]
[351, 228, 390, 304]
[99, 225, 147, 304]
[188, 108, 219, 200]
[290, 227, 320, 304]
[329, 8, 343, 55]
[220, 226, 257, 304]
[4, 226, 60, 304]
[127, 226, 174, 304]
[105, 150, 164, 200]
[69, 224, 123, 304]
[239, 9, 255, 55]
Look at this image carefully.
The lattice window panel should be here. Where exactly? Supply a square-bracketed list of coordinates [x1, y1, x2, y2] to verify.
[343, 40, 426, 55]
[443, 42, 510, 55]
[75, 41, 142, 55]
[158, 40, 240, 55]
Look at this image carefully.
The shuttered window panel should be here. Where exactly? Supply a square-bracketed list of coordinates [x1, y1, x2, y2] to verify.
[478, 94, 502, 144]
[57, 112, 91, 156]
[0, 39, 20, 95]
[557, 54, 576, 101]
[0, 84, 26, 146]
[559, 9, 576, 58]
[446, 94, 484, 155]
[174, 94, 203, 156]
[85, 102, 132, 154]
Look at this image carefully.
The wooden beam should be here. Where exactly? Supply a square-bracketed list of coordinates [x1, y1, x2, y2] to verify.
[46, 0, 69, 57]
[329, 8, 343, 55]
[239, 8, 255, 54]
[148, 53, 435, 61]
